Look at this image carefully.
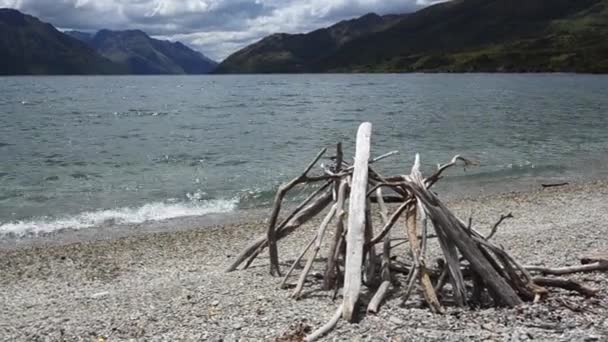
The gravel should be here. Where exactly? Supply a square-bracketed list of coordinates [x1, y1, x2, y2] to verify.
[1, 181, 608, 341]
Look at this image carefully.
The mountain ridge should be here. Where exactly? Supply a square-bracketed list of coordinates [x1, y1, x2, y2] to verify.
[0, 8, 125, 75]
[213, 12, 405, 73]
[215, 0, 608, 74]
[0, 8, 217, 75]
[67, 29, 218, 74]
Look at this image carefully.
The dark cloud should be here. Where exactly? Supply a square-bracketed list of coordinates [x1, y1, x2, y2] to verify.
[0, 0, 445, 60]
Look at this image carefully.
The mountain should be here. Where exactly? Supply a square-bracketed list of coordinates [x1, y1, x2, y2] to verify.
[68, 30, 218, 74]
[213, 13, 404, 73]
[0, 9, 124, 75]
[216, 0, 608, 73]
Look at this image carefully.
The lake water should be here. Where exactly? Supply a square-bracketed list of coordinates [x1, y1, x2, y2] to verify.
[1, 74, 608, 237]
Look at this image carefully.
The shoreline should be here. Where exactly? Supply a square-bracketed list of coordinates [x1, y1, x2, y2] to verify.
[0, 178, 600, 251]
[1, 179, 607, 340]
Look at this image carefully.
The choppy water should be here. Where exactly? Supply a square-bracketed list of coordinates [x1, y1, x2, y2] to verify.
[1, 74, 608, 237]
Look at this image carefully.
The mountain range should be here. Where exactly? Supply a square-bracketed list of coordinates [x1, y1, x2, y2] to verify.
[214, 13, 404, 73]
[3, 0, 608, 75]
[215, 0, 608, 73]
[66, 30, 217, 74]
[0, 8, 123, 75]
[0, 8, 217, 75]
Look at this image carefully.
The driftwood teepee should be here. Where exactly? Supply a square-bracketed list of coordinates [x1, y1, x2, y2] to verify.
[228, 123, 607, 341]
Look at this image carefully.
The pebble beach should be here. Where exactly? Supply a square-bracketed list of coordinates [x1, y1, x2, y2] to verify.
[1, 181, 608, 341]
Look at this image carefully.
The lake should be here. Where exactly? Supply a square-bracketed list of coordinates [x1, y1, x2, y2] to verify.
[1, 74, 608, 236]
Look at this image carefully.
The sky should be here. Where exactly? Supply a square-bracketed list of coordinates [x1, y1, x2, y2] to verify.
[0, 0, 445, 61]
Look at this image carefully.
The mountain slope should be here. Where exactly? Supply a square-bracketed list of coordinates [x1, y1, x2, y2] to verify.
[216, 0, 608, 73]
[68, 30, 218, 74]
[0, 9, 124, 75]
[319, 0, 608, 72]
[214, 13, 404, 73]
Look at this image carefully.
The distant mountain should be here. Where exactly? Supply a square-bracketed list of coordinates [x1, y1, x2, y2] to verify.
[67, 30, 218, 74]
[0, 9, 124, 75]
[214, 13, 404, 73]
[216, 0, 608, 74]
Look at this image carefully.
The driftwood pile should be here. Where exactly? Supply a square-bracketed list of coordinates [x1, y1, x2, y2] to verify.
[227, 123, 608, 341]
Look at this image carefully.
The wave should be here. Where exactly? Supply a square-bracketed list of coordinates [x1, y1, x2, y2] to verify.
[0, 198, 237, 238]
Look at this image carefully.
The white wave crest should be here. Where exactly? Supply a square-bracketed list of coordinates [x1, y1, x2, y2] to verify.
[0, 199, 237, 237]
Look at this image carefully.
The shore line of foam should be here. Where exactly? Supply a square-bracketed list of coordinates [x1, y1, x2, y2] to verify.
[0, 198, 238, 238]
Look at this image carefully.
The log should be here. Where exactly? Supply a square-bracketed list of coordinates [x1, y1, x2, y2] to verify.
[323, 144, 347, 291]
[525, 261, 608, 275]
[342, 122, 372, 322]
[267, 148, 328, 276]
[364, 198, 377, 285]
[292, 180, 346, 299]
[244, 181, 331, 271]
[533, 277, 599, 297]
[225, 190, 332, 272]
[405, 155, 467, 307]
[405, 170, 523, 307]
[280, 235, 316, 289]
[405, 204, 443, 313]
[367, 188, 391, 314]
[367, 281, 390, 314]
[305, 304, 343, 342]
[323, 186, 348, 290]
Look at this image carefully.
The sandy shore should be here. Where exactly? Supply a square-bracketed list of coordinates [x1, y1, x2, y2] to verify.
[1, 182, 608, 341]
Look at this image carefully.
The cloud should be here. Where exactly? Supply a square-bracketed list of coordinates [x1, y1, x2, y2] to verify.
[1, 0, 445, 61]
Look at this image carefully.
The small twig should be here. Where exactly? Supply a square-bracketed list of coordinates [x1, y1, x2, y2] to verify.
[368, 199, 413, 246]
[486, 213, 513, 240]
[371, 150, 399, 163]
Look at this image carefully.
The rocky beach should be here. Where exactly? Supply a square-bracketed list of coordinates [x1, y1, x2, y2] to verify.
[1, 181, 607, 341]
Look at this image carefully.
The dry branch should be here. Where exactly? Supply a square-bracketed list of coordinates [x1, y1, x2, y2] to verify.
[293, 180, 346, 299]
[404, 157, 523, 307]
[267, 148, 328, 276]
[533, 277, 599, 297]
[526, 261, 608, 275]
[405, 205, 443, 313]
[225, 190, 332, 272]
[367, 188, 391, 314]
[305, 304, 343, 342]
[486, 213, 513, 240]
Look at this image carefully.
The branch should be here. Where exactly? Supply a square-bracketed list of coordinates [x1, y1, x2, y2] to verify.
[533, 277, 599, 297]
[305, 304, 343, 341]
[425, 155, 478, 188]
[525, 261, 608, 275]
[267, 148, 328, 276]
[368, 199, 413, 246]
[486, 213, 513, 240]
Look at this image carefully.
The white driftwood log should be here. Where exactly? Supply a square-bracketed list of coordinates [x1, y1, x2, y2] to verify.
[342, 122, 372, 322]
